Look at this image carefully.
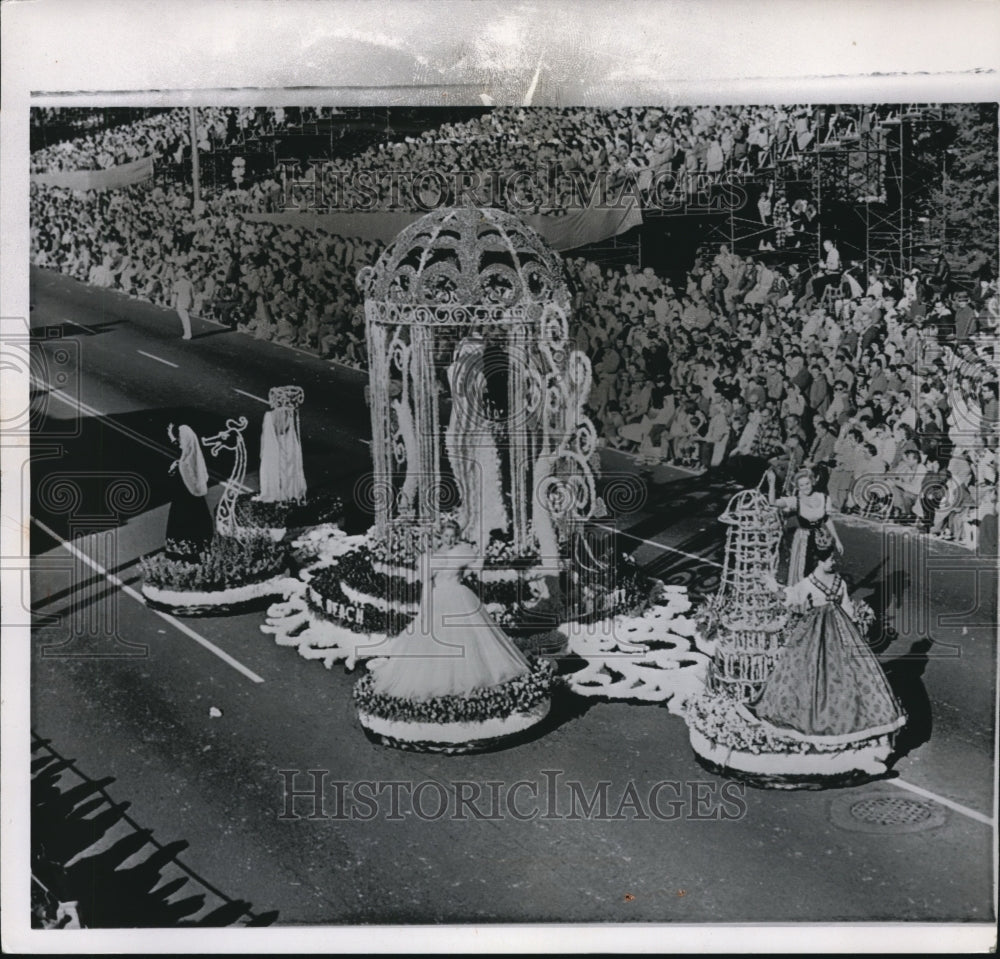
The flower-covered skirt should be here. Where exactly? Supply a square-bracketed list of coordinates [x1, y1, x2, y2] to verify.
[752, 604, 905, 743]
[367, 577, 531, 700]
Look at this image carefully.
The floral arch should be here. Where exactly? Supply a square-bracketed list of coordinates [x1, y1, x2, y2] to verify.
[357, 207, 598, 562]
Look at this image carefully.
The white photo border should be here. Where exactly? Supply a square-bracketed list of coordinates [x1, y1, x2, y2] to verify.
[2, 0, 998, 953]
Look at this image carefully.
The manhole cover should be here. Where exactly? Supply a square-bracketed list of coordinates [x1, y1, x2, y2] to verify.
[829, 792, 948, 834]
[851, 796, 932, 826]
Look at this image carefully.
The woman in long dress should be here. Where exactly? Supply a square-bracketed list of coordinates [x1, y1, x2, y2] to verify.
[392, 392, 420, 515]
[165, 424, 214, 560]
[444, 336, 508, 546]
[767, 466, 843, 585]
[748, 544, 905, 743]
[366, 521, 531, 700]
[258, 396, 307, 503]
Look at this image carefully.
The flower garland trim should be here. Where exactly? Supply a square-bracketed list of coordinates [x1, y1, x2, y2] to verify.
[353, 657, 556, 725]
[686, 690, 896, 756]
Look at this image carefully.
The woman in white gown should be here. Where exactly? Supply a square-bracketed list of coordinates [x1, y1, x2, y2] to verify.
[392, 391, 420, 515]
[444, 335, 509, 546]
[258, 387, 307, 503]
[366, 521, 531, 700]
[532, 440, 562, 574]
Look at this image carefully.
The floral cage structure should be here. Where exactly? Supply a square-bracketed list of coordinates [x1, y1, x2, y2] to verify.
[706, 488, 788, 703]
[258, 208, 614, 752]
[357, 206, 599, 569]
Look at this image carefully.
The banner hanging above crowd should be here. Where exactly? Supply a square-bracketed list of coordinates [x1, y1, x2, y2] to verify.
[244, 204, 643, 252]
[30, 155, 154, 191]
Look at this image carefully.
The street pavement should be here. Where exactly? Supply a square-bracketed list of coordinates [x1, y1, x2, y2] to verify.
[25, 267, 998, 924]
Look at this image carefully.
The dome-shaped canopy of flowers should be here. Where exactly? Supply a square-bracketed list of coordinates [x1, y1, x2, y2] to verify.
[357, 207, 569, 308]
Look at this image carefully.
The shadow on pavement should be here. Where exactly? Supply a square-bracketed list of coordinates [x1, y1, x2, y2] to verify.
[30, 405, 246, 544]
[31, 736, 278, 929]
[882, 636, 934, 762]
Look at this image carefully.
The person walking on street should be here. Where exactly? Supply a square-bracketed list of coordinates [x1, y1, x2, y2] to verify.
[173, 260, 194, 340]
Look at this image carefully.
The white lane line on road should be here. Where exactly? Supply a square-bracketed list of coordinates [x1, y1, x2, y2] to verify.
[137, 350, 178, 369]
[233, 388, 269, 404]
[35, 378, 175, 459]
[31, 517, 265, 685]
[33, 378, 253, 493]
[593, 523, 724, 569]
[890, 778, 995, 827]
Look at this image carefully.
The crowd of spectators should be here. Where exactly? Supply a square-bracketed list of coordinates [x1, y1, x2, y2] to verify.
[32, 104, 891, 216]
[29, 180, 380, 369]
[30, 107, 349, 174]
[571, 245, 999, 548]
[304, 104, 879, 214]
[29, 108, 164, 149]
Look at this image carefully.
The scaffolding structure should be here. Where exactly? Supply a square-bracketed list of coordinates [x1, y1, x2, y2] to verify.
[696, 104, 948, 278]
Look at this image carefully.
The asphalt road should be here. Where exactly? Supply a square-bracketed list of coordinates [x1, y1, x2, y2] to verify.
[26, 267, 998, 925]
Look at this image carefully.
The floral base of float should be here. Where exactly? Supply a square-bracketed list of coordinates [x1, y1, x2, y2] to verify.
[262, 526, 568, 668]
[686, 690, 897, 789]
[140, 574, 298, 617]
[558, 584, 711, 714]
[261, 527, 420, 668]
[234, 490, 344, 542]
[139, 535, 292, 616]
[260, 578, 398, 670]
[353, 658, 555, 753]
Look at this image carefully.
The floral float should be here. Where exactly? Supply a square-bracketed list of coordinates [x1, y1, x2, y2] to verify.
[260, 210, 713, 754]
[140, 418, 294, 616]
[353, 657, 556, 753]
[685, 489, 902, 788]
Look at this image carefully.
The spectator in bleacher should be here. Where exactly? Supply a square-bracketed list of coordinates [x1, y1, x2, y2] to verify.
[828, 426, 863, 511]
[800, 238, 842, 309]
[926, 248, 952, 299]
[953, 290, 980, 341]
[980, 381, 999, 449]
[886, 447, 929, 522]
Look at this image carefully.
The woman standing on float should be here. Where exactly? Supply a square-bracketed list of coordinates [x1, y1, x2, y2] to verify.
[767, 466, 842, 585]
[444, 334, 509, 547]
[747, 543, 905, 746]
[164, 423, 213, 559]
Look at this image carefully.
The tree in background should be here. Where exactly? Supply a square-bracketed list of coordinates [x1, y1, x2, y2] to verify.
[928, 103, 999, 277]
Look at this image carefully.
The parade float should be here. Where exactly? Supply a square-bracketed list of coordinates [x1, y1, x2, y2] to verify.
[260, 207, 709, 751]
[140, 417, 295, 616]
[140, 207, 895, 773]
[686, 488, 893, 788]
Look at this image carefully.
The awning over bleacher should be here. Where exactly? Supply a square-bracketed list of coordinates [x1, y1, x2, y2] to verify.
[30, 156, 155, 191]
[243, 203, 643, 252]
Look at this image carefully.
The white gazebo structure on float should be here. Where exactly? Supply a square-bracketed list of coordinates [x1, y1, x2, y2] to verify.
[357, 207, 598, 564]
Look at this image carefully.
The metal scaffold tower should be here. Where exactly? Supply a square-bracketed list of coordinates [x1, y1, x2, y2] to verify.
[814, 104, 946, 277]
[698, 104, 948, 278]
